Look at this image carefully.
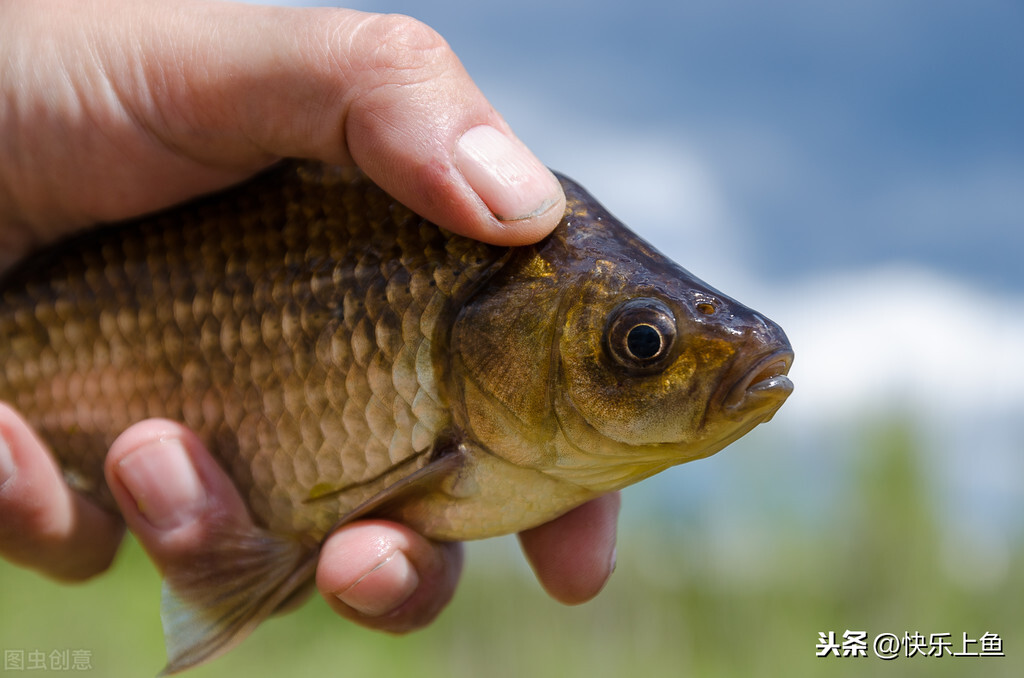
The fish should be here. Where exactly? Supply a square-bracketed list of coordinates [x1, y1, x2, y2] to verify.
[0, 160, 793, 672]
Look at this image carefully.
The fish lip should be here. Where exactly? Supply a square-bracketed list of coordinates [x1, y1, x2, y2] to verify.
[723, 349, 795, 415]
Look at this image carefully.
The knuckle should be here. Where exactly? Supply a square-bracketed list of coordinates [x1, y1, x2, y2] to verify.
[352, 13, 456, 80]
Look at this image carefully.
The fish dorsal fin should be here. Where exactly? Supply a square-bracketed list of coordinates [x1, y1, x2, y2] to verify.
[158, 527, 317, 675]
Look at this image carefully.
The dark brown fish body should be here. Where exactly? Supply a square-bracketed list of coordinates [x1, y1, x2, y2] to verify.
[0, 160, 792, 671]
[1, 162, 516, 542]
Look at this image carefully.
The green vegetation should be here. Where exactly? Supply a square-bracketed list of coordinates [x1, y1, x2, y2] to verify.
[2, 420, 1019, 676]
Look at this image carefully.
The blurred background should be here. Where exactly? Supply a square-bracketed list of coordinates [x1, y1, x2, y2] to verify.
[2, 0, 1020, 675]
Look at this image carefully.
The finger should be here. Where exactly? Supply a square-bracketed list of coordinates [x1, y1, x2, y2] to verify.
[0, 403, 124, 581]
[316, 520, 463, 634]
[103, 419, 252, 571]
[334, 15, 567, 245]
[517, 493, 621, 605]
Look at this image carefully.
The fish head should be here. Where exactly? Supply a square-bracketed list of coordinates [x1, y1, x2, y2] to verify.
[552, 255, 792, 490]
[451, 174, 793, 496]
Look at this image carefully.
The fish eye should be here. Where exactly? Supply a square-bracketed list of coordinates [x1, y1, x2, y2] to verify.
[626, 324, 662, 359]
[605, 298, 677, 372]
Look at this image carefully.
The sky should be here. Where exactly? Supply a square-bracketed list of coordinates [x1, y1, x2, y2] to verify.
[266, 1, 1023, 539]
[321, 0, 1023, 292]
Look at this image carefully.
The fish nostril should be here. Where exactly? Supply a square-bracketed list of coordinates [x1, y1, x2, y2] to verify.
[696, 301, 716, 316]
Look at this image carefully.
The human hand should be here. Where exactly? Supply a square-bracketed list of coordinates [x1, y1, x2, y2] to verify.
[0, 0, 566, 264]
[0, 0, 617, 634]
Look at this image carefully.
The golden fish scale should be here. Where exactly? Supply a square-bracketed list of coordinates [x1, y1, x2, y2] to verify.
[0, 163, 503, 539]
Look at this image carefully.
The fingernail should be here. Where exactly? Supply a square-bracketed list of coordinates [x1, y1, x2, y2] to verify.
[116, 438, 206, 530]
[336, 549, 420, 617]
[456, 125, 563, 222]
[0, 433, 14, 488]
[609, 547, 617, 575]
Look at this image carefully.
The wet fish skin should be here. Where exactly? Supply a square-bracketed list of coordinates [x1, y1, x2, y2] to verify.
[1, 162, 506, 542]
[0, 160, 793, 672]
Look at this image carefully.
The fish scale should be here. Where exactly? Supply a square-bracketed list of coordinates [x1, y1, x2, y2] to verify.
[0, 160, 793, 672]
[0, 162, 503, 538]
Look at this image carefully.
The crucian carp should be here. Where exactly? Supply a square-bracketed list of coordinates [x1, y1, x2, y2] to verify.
[0, 161, 793, 672]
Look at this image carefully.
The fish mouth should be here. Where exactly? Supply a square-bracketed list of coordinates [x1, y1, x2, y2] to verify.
[723, 349, 794, 420]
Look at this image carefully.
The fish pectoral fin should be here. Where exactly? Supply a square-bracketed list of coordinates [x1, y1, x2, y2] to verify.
[158, 524, 318, 676]
[327, 441, 467, 533]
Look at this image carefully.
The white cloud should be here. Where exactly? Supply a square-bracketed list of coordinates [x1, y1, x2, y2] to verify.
[767, 264, 1024, 422]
